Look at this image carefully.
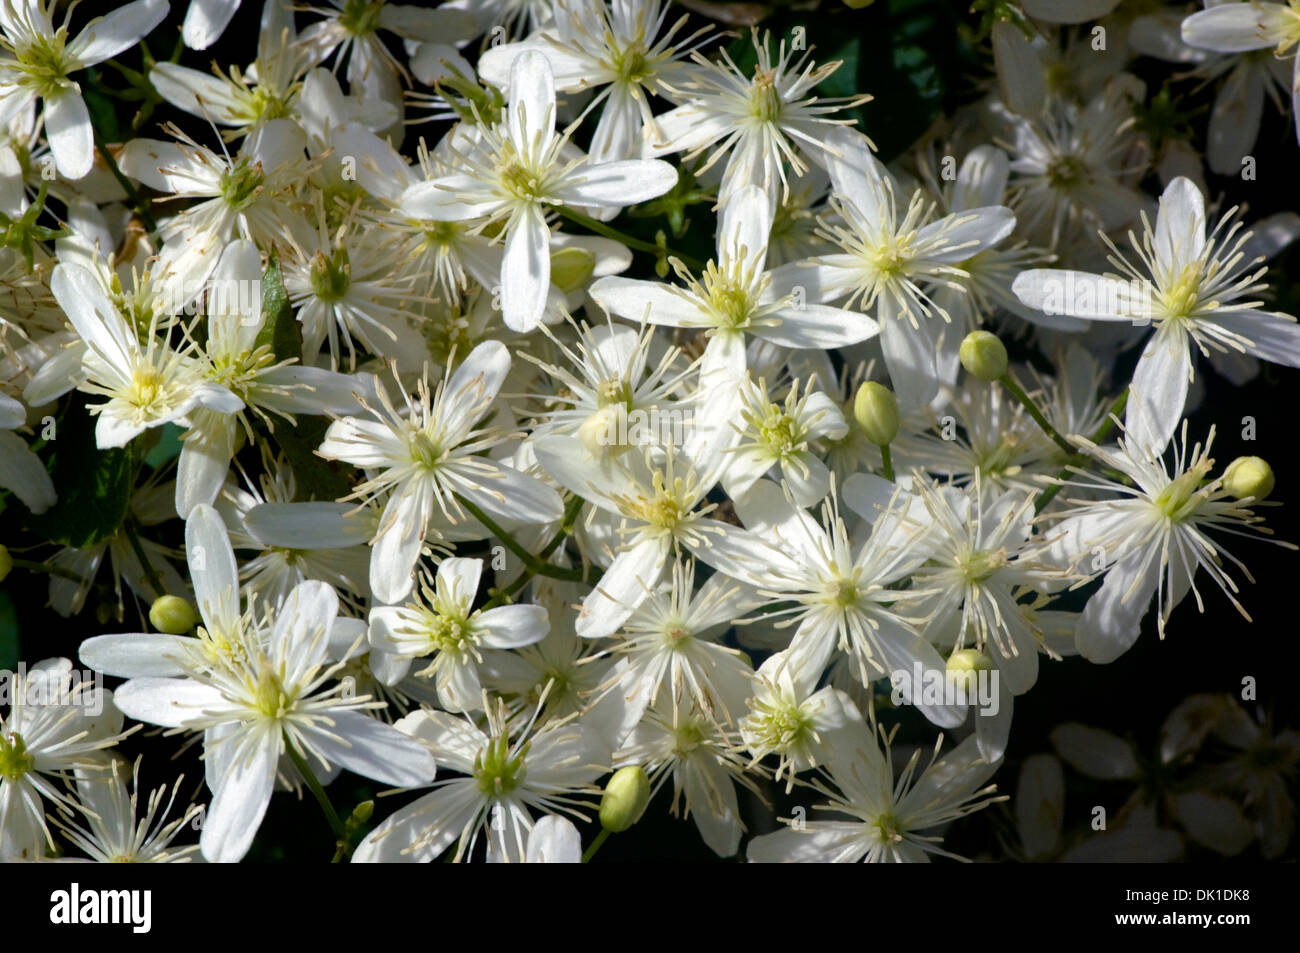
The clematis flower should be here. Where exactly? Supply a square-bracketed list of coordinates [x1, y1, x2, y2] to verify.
[317, 340, 563, 605]
[402, 50, 679, 332]
[0, 0, 169, 179]
[1013, 176, 1300, 456]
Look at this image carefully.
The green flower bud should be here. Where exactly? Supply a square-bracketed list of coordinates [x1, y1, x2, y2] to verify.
[946, 648, 993, 693]
[0, 545, 10, 584]
[853, 381, 900, 446]
[1222, 456, 1274, 501]
[959, 330, 1008, 382]
[599, 765, 650, 833]
[149, 595, 198, 634]
[550, 247, 597, 293]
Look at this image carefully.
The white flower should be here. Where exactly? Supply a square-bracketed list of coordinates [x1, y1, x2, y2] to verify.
[1181, 0, 1300, 148]
[477, 0, 708, 162]
[601, 559, 757, 734]
[615, 699, 760, 857]
[369, 557, 549, 712]
[50, 756, 202, 863]
[591, 184, 876, 388]
[1041, 423, 1295, 663]
[403, 50, 678, 331]
[352, 699, 607, 863]
[533, 434, 767, 638]
[50, 262, 243, 450]
[118, 121, 309, 289]
[0, 658, 126, 861]
[724, 375, 848, 507]
[318, 340, 563, 605]
[176, 240, 369, 517]
[746, 734, 1001, 863]
[0, 0, 169, 178]
[779, 127, 1016, 408]
[1013, 176, 1300, 455]
[739, 649, 859, 792]
[643, 28, 868, 207]
[104, 534, 437, 860]
[703, 479, 965, 729]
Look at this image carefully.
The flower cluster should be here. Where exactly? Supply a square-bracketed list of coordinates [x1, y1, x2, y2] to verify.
[0, 0, 1295, 864]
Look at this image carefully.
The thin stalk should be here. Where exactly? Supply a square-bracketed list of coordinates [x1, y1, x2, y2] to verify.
[551, 205, 706, 272]
[999, 373, 1074, 456]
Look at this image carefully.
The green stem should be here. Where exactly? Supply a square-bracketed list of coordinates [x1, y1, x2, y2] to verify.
[479, 494, 594, 610]
[1000, 373, 1074, 456]
[551, 205, 706, 272]
[581, 827, 611, 863]
[9, 558, 88, 584]
[95, 139, 158, 234]
[880, 443, 895, 482]
[1033, 388, 1130, 515]
[284, 733, 349, 860]
[456, 494, 587, 584]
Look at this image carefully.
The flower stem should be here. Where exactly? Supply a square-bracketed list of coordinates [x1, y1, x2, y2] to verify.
[95, 138, 158, 235]
[1033, 388, 1130, 514]
[122, 520, 165, 600]
[455, 494, 588, 585]
[284, 733, 349, 860]
[551, 205, 706, 272]
[999, 373, 1074, 456]
[880, 443, 895, 482]
[8, 557, 88, 584]
[581, 827, 611, 863]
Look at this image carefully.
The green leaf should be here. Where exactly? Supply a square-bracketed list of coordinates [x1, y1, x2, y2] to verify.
[144, 422, 185, 467]
[0, 591, 18, 671]
[257, 252, 302, 364]
[274, 416, 354, 503]
[27, 401, 138, 548]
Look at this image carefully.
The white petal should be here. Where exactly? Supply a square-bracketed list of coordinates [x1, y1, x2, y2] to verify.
[186, 503, 241, 637]
[71, 0, 169, 65]
[201, 729, 279, 863]
[1153, 177, 1207, 275]
[79, 633, 193, 679]
[552, 159, 678, 208]
[113, 677, 225, 728]
[476, 604, 549, 649]
[181, 0, 240, 50]
[306, 710, 437, 787]
[1125, 328, 1190, 458]
[501, 205, 550, 333]
[576, 535, 670, 638]
[0, 430, 56, 513]
[1181, 4, 1276, 53]
[44, 92, 94, 180]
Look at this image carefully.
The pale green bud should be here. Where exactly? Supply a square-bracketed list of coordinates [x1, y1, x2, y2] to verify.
[149, 595, 198, 634]
[599, 765, 650, 832]
[1222, 456, 1274, 501]
[959, 330, 1008, 381]
[853, 381, 900, 446]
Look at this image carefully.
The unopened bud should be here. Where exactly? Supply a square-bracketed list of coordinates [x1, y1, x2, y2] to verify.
[959, 330, 1008, 382]
[1222, 456, 1274, 501]
[946, 648, 992, 693]
[550, 247, 596, 293]
[149, 595, 197, 634]
[853, 381, 900, 446]
[599, 765, 650, 832]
